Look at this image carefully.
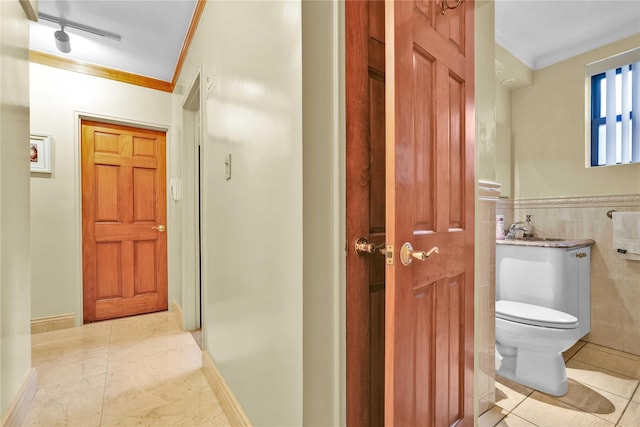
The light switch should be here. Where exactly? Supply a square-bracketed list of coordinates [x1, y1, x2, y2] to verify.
[224, 153, 231, 180]
[169, 178, 182, 200]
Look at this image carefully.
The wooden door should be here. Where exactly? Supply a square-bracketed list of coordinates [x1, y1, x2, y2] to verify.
[346, 1, 386, 425]
[81, 120, 168, 323]
[385, 1, 475, 426]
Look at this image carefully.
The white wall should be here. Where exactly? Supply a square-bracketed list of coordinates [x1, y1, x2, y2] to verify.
[29, 64, 173, 324]
[0, 0, 32, 415]
[172, 1, 305, 425]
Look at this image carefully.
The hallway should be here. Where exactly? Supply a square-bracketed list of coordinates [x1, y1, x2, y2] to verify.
[23, 311, 231, 426]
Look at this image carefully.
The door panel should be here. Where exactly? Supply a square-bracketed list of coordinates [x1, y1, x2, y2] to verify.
[82, 120, 168, 323]
[385, 1, 474, 426]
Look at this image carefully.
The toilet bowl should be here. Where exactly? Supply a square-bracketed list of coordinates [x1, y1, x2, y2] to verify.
[495, 300, 580, 396]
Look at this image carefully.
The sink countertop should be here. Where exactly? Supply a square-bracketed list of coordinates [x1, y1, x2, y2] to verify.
[496, 238, 595, 249]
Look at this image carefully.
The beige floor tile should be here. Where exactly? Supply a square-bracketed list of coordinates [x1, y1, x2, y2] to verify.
[110, 311, 181, 337]
[101, 357, 210, 423]
[32, 336, 110, 366]
[566, 360, 639, 399]
[618, 401, 640, 427]
[584, 343, 640, 363]
[573, 346, 640, 379]
[22, 373, 106, 427]
[495, 413, 538, 427]
[22, 311, 232, 427]
[36, 350, 109, 388]
[478, 405, 508, 427]
[542, 380, 629, 425]
[101, 388, 230, 427]
[103, 366, 210, 405]
[564, 340, 587, 362]
[512, 391, 615, 427]
[633, 386, 640, 403]
[495, 375, 534, 412]
[108, 330, 199, 363]
[31, 320, 112, 346]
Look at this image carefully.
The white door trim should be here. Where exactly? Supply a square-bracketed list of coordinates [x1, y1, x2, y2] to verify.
[180, 67, 205, 332]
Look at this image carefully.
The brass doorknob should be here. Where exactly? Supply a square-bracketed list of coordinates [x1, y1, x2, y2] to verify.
[400, 242, 439, 266]
[152, 224, 166, 232]
[354, 237, 387, 256]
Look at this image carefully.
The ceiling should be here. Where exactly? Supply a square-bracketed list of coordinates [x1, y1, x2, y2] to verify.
[30, 0, 198, 83]
[28, 1, 640, 87]
[495, 0, 640, 70]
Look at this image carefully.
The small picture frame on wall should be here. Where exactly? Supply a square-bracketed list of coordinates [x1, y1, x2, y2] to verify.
[30, 134, 52, 173]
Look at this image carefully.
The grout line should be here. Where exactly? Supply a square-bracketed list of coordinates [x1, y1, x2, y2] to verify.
[566, 357, 639, 382]
[98, 321, 113, 427]
[613, 395, 633, 426]
[582, 342, 640, 365]
[493, 378, 536, 426]
[564, 340, 588, 363]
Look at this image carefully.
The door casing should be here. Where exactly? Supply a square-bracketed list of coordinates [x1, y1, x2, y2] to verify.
[181, 68, 205, 332]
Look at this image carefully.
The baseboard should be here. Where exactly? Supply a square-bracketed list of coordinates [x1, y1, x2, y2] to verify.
[31, 313, 75, 334]
[202, 351, 253, 427]
[172, 300, 184, 330]
[1, 368, 38, 427]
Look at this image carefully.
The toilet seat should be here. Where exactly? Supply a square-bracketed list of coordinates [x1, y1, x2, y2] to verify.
[496, 300, 578, 329]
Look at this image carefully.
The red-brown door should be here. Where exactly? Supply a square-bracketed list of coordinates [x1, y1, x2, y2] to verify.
[346, 1, 386, 425]
[347, 1, 474, 425]
[81, 120, 168, 323]
[385, 1, 475, 426]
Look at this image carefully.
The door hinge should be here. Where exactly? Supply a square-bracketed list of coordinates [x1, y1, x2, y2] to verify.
[386, 245, 394, 265]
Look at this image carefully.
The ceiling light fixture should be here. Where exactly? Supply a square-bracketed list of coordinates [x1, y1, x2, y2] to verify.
[38, 12, 122, 54]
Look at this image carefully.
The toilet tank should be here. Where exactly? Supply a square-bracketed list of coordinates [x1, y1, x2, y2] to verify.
[496, 243, 591, 337]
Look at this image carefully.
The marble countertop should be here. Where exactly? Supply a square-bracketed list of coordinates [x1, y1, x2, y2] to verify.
[496, 238, 595, 249]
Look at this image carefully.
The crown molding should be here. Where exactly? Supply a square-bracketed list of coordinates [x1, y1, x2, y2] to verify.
[171, 0, 206, 90]
[30, 50, 173, 92]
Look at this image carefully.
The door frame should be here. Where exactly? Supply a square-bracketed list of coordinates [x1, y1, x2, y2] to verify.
[73, 111, 172, 325]
[181, 67, 206, 332]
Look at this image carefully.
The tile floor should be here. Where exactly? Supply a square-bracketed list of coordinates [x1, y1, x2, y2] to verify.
[23, 311, 231, 426]
[480, 341, 640, 427]
[23, 312, 640, 427]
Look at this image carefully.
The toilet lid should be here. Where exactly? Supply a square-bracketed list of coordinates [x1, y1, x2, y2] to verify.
[496, 300, 578, 329]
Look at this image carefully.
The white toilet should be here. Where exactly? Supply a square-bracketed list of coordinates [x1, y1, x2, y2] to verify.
[495, 242, 592, 396]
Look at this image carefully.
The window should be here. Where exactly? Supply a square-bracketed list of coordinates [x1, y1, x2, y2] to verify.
[586, 48, 640, 167]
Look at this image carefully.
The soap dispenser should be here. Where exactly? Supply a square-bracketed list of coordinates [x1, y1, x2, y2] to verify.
[523, 214, 534, 238]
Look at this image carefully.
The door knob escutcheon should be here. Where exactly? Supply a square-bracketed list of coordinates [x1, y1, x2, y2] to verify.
[400, 242, 439, 266]
[152, 224, 166, 232]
